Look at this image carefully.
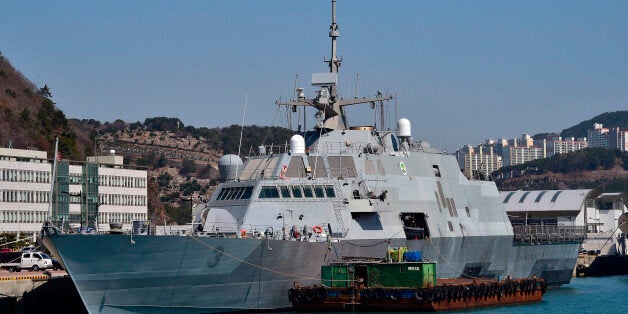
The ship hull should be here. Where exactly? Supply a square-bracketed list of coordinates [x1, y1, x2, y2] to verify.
[43, 231, 579, 313]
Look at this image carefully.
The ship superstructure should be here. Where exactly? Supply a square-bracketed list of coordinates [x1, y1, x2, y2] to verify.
[42, 1, 583, 313]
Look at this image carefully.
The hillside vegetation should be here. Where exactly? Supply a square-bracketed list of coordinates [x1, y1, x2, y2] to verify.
[0, 52, 81, 159]
[494, 148, 628, 194]
[560, 110, 628, 138]
[0, 52, 293, 224]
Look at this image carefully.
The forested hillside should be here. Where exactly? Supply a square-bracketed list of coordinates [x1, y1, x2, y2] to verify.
[1, 52, 293, 224]
[494, 148, 628, 194]
[560, 110, 628, 138]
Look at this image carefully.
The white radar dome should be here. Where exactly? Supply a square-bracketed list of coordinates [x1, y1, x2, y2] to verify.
[397, 118, 412, 138]
[218, 154, 243, 181]
[290, 134, 306, 154]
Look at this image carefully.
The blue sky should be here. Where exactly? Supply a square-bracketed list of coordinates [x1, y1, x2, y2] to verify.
[2, 1, 627, 152]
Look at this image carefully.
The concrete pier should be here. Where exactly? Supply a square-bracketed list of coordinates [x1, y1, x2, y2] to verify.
[0, 270, 85, 313]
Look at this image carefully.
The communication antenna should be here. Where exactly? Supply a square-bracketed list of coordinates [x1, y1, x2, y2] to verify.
[235, 95, 248, 180]
[355, 74, 359, 99]
[394, 92, 398, 131]
[48, 137, 59, 226]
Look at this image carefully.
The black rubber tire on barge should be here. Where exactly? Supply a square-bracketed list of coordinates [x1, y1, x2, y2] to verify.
[305, 288, 317, 301]
[374, 288, 386, 300]
[426, 288, 435, 301]
[316, 287, 328, 300]
[414, 289, 424, 300]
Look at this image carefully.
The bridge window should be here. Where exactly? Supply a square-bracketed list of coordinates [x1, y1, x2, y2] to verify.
[258, 186, 279, 199]
[325, 186, 336, 198]
[242, 187, 254, 199]
[314, 185, 325, 198]
[292, 186, 303, 198]
[280, 186, 291, 198]
[303, 186, 314, 198]
[227, 188, 238, 200]
[216, 188, 228, 200]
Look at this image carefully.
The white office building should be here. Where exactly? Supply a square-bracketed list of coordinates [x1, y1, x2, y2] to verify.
[0, 147, 147, 235]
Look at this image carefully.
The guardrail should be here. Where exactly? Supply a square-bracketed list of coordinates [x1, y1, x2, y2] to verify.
[512, 225, 586, 245]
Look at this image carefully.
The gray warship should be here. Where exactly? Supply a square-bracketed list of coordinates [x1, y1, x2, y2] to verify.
[42, 1, 584, 312]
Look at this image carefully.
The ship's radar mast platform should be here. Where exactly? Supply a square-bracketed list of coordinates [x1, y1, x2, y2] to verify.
[276, 0, 393, 131]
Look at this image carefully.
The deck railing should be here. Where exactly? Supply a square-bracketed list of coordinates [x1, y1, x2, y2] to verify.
[512, 225, 586, 245]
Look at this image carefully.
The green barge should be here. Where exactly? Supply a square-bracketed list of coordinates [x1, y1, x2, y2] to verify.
[289, 248, 547, 311]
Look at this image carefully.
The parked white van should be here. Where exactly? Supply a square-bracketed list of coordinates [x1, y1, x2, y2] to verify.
[0, 251, 53, 272]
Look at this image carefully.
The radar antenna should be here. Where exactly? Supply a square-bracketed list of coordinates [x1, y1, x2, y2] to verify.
[276, 0, 393, 131]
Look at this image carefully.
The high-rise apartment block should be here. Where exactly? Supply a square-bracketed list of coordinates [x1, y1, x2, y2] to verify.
[456, 133, 588, 175]
[456, 144, 503, 179]
[588, 123, 628, 151]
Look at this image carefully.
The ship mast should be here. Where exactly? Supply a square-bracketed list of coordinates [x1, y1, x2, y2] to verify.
[277, 0, 392, 131]
[328, 0, 341, 74]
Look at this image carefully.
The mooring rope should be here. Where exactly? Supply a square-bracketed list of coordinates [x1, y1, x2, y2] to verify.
[186, 234, 324, 281]
[427, 237, 480, 279]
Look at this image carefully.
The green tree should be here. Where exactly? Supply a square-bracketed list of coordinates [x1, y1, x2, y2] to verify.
[181, 159, 196, 176]
[157, 173, 172, 187]
[180, 180, 201, 196]
[19, 108, 30, 125]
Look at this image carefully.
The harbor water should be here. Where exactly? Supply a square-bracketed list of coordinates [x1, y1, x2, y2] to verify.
[469, 275, 628, 313]
[8, 275, 627, 313]
[291, 275, 628, 313]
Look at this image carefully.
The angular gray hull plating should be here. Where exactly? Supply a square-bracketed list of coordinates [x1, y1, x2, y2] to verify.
[43, 232, 578, 313]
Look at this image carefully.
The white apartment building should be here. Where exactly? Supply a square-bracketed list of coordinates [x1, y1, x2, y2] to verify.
[501, 134, 547, 166]
[0, 147, 147, 235]
[546, 137, 588, 156]
[588, 123, 610, 148]
[609, 127, 628, 151]
[456, 144, 503, 179]
[588, 123, 628, 151]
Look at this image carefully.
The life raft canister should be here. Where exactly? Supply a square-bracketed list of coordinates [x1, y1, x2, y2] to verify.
[291, 229, 300, 238]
